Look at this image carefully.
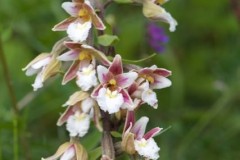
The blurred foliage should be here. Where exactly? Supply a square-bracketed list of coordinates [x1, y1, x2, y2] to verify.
[0, 0, 240, 159]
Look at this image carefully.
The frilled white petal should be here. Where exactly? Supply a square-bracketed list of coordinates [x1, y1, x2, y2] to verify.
[134, 138, 160, 160]
[60, 146, 75, 160]
[32, 72, 44, 91]
[142, 89, 158, 109]
[66, 112, 90, 137]
[67, 22, 92, 42]
[76, 65, 98, 91]
[96, 88, 124, 114]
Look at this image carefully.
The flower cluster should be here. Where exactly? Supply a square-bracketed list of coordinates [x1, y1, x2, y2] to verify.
[23, 0, 177, 159]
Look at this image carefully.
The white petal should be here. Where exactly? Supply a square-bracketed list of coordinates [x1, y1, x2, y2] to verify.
[76, 65, 98, 91]
[25, 67, 39, 76]
[31, 57, 51, 69]
[134, 138, 160, 160]
[57, 50, 79, 61]
[151, 76, 172, 89]
[62, 2, 78, 16]
[32, 72, 44, 91]
[60, 146, 75, 160]
[81, 97, 95, 116]
[142, 89, 158, 109]
[67, 22, 92, 42]
[66, 112, 90, 137]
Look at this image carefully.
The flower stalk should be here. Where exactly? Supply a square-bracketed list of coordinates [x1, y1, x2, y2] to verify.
[23, 0, 177, 159]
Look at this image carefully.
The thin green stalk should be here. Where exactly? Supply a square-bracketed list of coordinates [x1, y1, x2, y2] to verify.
[0, 36, 19, 160]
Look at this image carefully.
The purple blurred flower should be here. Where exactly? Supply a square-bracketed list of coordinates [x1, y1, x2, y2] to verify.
[147, 22, 169, 53]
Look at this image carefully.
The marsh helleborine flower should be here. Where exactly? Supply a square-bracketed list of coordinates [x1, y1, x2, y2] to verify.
[53, 0, 106, 42]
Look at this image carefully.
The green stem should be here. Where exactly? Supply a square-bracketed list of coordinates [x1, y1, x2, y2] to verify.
[0, 36, 19, 160]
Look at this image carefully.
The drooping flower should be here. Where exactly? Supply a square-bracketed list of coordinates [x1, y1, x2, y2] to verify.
[57, 41, 110, 91]
[22, 53, 61, 91]
[122, 111, 162, 160]
[57, 91, 102, 136]
[53, 0, 106, 42]
[133, 0, 177, 32]
[147, 22, 169, 53]
[41, 140, 88, 160]
[91, 55, 138, 114]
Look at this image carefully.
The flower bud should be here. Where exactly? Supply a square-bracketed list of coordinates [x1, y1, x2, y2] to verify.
[121, 132, 136, 155]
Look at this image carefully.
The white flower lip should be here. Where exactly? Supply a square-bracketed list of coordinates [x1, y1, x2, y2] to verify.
[96, 87, 124, 114]
[66, 112, 90, 137]
[67, 21, 92, 42]
[134, 138, 160, 160]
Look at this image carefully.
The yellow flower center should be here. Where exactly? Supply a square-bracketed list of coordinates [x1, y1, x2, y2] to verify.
[106, 89, 118, 99]
[78, 8, 91, 21]
[140, 74, 154, 84]
[137, 139, 147, 147]
[79, 51, 92, 61]
[109, 79, 117, 86]
[75, 112, 86, 121]
[155, 0, 166, 5]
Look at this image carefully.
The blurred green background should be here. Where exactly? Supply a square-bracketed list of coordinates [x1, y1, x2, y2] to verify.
[1, 0, 240, 159]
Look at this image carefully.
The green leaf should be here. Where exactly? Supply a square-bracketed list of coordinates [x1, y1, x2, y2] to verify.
[110, 131, 122, 138]
[97, 34, 119, 46]
[89, 147, 102, 160]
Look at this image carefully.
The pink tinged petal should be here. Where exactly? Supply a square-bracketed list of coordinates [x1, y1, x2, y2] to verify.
[154, 68, 172, 77]
[143, 127, 163, 140]
[151, 75, 172, 89]
[97, 65, 109, 84]
[109, 54, 123, 75]
[91, 14, 106, 30]
[41, 142, 72, 160]
[120, 89, 133, 106]
[57, 105, 75, 126]
[131, 116, 149, 139]
[62, 61, 80, 85]
[128, 83, 138, 95]
[91, 84, 103, 98]
[83, 3, 106, 30]
[64, 41, 82, 50]
[116, 72, 138, 88]
[57, 50, 79, 61]
[52, 17, 77, 31]
[60, 146, 75, 160]
[62, 2, 80, 17]
[123, 111, 135, 134]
